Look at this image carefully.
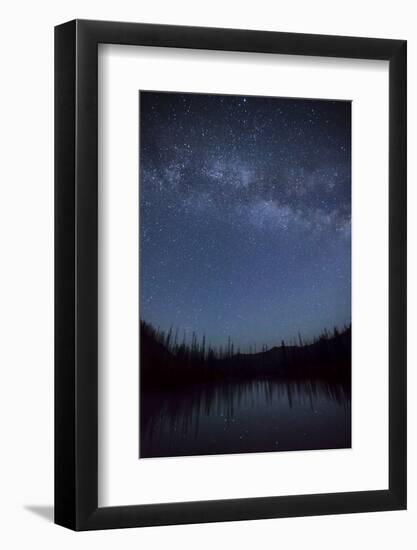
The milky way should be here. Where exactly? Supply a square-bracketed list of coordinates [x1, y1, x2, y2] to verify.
[139, 91, 351, 349]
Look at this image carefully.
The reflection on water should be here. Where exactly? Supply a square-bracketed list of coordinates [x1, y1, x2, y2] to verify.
[140, 379, 351, 458]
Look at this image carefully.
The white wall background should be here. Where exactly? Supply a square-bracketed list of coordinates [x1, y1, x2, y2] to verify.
[0, 1, 414, 548]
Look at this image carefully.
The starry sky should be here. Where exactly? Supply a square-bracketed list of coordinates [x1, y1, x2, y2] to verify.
[139, 91, 351, 350]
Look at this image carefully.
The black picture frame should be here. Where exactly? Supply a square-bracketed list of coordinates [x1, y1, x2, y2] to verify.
[55, 19, 407, 531]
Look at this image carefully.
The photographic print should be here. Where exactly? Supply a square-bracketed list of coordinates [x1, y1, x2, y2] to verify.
[139, 91, 351, 459]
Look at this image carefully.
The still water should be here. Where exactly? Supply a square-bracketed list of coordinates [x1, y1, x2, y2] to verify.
[140, 379, 351, 458]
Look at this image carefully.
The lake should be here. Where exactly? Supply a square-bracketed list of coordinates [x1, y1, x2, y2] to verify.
[140, 379, 351, 458]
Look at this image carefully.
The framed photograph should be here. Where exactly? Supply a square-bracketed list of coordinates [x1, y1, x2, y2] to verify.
[55, 19, 406, 530]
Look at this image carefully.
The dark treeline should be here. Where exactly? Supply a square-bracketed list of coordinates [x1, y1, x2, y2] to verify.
[140, 320, 351, 389]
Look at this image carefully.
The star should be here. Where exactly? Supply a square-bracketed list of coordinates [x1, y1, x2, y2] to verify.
[139, 91, 351, 349]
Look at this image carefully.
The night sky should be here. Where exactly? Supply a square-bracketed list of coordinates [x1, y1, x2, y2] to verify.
[139, 91, 351, 350]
